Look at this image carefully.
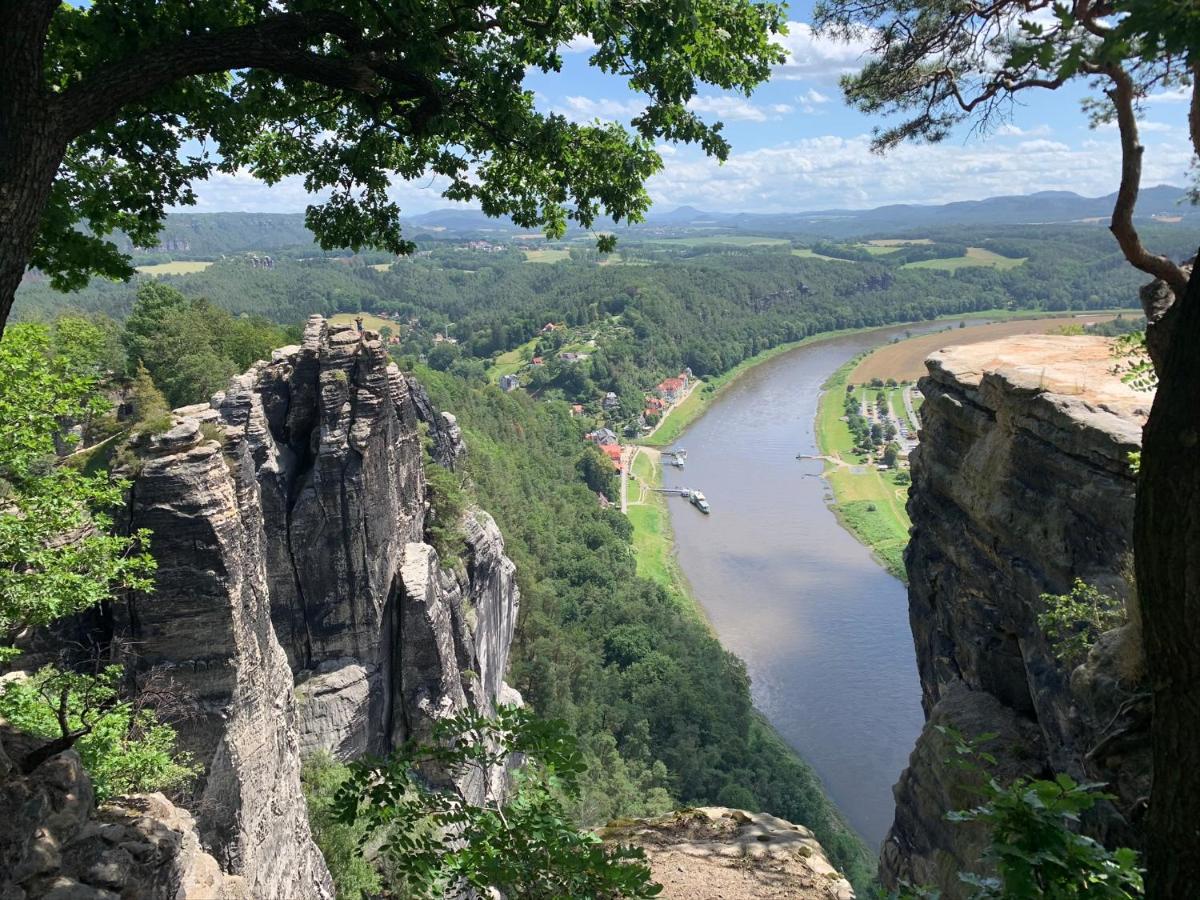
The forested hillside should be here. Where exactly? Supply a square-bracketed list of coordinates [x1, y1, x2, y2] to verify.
[416, 367, 876, 887]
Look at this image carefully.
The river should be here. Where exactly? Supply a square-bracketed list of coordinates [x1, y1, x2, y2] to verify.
[663, 319, 974, 850]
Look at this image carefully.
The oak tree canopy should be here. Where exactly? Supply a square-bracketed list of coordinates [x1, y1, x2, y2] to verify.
[0, 0, 786, 335]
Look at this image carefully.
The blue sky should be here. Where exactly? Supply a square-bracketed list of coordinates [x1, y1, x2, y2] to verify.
[193, 2, 1196, 215]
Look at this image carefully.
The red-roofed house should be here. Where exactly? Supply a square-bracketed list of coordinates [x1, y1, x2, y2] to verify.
[656, 377, 686, 403]
[531, 356, 545, 366]
[600, 443, 623, 470]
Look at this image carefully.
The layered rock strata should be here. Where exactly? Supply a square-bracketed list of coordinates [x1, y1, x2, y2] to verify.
[105, 317, 518, 895]
[883, 335, 1152, 894]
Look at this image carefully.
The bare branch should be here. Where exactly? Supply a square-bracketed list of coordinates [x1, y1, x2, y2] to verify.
[1106, 65, 1190, 298]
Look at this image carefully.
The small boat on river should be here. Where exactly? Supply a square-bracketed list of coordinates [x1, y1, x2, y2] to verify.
[688, 490, 710, 514]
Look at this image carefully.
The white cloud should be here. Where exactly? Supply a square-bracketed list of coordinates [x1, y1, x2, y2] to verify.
[644, 130, 1194, 212]
[801, 88, 831, 105]
[561, 34, 598, 54]
[1097, 119, 1176, 134]
[554, 95, 644, 122]
[772, 23, 873, 81]
[996, 123, 1051, 137]
[687, 94, 785, 122]
[1145, 87, 1191, 104]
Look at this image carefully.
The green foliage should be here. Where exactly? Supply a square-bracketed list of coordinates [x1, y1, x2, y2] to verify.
[1110, 331, 1157, 392]
[30, 0, 785, 295]
[1038, 580, 1128, 669]
[301, 753, 384, 900]
[123, 281, 291, 407]
[333, 706, 662, 899]
[930, 728, 1144, 899]
[422, 454, 468, 564]
[0, 323, 155, 659]
[0, 666, 198, 803]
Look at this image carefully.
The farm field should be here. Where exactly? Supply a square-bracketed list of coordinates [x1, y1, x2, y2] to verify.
[791, 248, 853, 262]
[328, 312, 398, 333]
[485, 338, 537, 380]
[522, 248, 571, 263]
[901, 246, 1027, 271]
[849, 314, 1117, 382]
[135, 260, 213, 276]
[649, 235, 791, 247]
[866, 238, 933, 246]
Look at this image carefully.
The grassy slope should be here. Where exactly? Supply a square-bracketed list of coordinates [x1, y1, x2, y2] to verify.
[486, 337, 538, 380]
[816, 360, 911, 581]
[627, 450, 690, 596]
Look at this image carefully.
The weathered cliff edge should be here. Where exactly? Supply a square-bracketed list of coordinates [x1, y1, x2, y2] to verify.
[1, 317, 521, 899]
[882, 335, 1151, 894]
[606, 807, 855, 900]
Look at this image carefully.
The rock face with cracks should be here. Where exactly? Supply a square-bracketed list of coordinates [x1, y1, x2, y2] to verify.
[882, 336, 1152, 896]
[74, 316, 521, 897]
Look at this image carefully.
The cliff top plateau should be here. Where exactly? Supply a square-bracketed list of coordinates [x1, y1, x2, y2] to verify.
[606, 807, 855, 900]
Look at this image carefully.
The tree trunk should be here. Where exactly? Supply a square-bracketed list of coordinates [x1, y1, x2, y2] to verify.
[1137, 256, 1200, 898]
[0, 1, 68, 340]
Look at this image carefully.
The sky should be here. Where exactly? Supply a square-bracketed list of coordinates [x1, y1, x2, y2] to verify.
[190, 2, 1197, 216]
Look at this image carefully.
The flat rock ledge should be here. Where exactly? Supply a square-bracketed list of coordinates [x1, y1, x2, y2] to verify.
[604, 807, 854, 900]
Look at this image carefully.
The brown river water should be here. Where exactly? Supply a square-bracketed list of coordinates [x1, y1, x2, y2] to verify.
[662, 319, 978, 850]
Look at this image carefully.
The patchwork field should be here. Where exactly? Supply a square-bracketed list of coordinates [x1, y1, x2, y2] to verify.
[849, 314, 1117, 383]
[901, 247, 1027, 271]
[135, 260, 213, 276]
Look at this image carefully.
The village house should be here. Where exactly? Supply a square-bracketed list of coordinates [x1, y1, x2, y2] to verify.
[600, 443, 623, 470]
[602, 391, 620, 411]
[585, 428, 619, 446]
[655, 376, 686, 403]
[531, 356, 545, 366]
[499, 374, 520, 392]
[560, 351, 590, 363]
[540, 322, 563, 334]
[570, 404, 584, 416]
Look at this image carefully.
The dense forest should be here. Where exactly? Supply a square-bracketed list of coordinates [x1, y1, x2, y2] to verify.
[18, 221, 1192, 425]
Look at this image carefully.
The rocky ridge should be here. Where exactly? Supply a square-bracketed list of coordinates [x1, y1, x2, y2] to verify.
[2, 317, 521, 899]
[882, 335, 1152, 894]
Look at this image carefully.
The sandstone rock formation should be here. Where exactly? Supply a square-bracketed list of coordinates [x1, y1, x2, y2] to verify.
[883, 335, 1152, 895]
[606, 807, 855, 900]
[73, 316, 521, 896]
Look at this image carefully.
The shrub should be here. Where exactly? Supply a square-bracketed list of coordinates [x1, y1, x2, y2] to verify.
[301, 753, 383, 900]
[1038, 580, 1127, 669]
[333, 706, 662, 899]
[0, 665, 197, 803]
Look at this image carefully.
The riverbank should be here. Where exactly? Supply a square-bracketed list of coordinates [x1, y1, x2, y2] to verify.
[623, 446, 874, 887]
[815, 359, 912, 580]
[635, 308, 1133, 449]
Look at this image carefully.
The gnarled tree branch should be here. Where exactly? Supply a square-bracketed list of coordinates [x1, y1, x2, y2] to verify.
[1106, 64, 1190, 298]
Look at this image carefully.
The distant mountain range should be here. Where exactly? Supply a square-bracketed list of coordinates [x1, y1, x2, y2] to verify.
[137, 186, 1196, 256]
